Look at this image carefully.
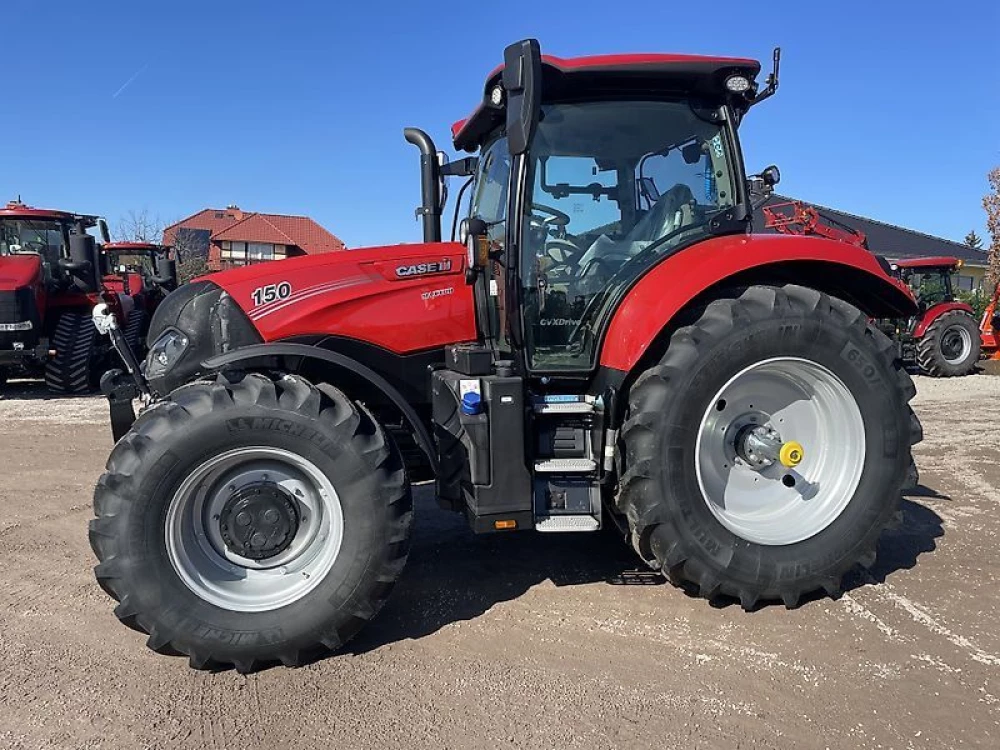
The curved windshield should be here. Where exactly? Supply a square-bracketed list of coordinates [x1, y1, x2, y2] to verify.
[521, 100, 740, 370]
[0, 219, 68, 264]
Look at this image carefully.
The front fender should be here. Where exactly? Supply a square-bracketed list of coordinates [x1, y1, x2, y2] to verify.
[600, 233, 917, 372]
[202, 342, 437, 472]
[913, 302, 975, 338]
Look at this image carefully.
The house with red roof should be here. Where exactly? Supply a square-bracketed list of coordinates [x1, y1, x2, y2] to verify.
[163, 205, 345, 271]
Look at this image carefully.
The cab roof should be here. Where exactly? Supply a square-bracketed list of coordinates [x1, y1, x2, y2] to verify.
[0, 199, 99, 227]
[452, 52, 762, 152]
[103, 241, 169, 252]
[894, 256, 964, 271]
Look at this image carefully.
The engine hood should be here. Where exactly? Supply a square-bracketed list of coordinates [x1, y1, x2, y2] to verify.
[0, 255, 43, 291]
[203, 242, 477, 355]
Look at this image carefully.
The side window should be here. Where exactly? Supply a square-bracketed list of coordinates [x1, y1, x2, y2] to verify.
[469, 138, 512, 347]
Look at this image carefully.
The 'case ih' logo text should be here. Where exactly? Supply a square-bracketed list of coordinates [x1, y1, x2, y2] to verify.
[395, 259, 452, 278]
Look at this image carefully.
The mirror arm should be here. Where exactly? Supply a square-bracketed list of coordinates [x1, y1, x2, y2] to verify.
[440, 157, 478, 178]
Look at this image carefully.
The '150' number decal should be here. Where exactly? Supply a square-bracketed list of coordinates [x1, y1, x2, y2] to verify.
[251, 282, 292, 307]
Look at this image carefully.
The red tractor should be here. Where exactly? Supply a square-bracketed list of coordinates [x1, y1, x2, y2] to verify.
[101, 241, 178, 354]
[90, 41, 922, 672]
[0, 200, 111, 392]
[889, 257, 981, 377]
[764, 201, 981, 377]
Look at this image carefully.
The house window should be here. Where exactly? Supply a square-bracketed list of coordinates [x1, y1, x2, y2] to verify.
[954, 275, 975, 292]
[248, 242, 274, 262]
[228, 241, 247, 261]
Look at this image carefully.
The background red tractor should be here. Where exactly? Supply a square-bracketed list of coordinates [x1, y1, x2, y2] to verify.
[90, 41, 922, 673]
[763, 200, 981, 377]
[890, 257, 981, 377]
[0, 200, 176, 393]
[101, 241, 178, 355]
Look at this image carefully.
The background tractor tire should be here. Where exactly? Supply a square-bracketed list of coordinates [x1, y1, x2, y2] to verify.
[89, 372, 412, 672]
[122, 308, 148, 359]
[915, 311, 981, 377]
[617, 285, 921, 610]
[45, 311, 98, 395]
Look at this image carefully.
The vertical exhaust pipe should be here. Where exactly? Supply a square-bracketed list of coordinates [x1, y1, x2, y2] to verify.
[404, 127, 442, 243]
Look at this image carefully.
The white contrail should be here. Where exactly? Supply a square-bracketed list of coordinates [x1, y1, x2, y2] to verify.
[112, 64, 149, 98]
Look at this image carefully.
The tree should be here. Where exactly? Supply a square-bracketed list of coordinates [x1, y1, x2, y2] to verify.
[115, 208, 166, 244]
[116, 209, 209, 284]
[985, 167, 1000, 292]
[965, 229, 984, 251]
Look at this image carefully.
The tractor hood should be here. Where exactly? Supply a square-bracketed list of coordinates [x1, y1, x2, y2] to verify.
[0, 254, 43, 291]
[144, 242, 477, 395]
[202, 242, 476, 354]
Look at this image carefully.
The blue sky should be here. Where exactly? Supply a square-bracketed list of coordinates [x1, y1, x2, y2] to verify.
[5, 1, 998, 248]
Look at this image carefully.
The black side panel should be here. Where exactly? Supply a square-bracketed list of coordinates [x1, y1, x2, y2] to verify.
[431, 369, 532, 532]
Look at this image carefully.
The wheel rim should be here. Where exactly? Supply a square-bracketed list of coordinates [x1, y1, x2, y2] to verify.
[695, 357, 866, 546]
[165, 447, 344, 612]
[940, 325, 973, 364]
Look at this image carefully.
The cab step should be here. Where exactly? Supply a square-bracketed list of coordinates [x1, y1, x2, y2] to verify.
[535, 515, 601, 533]
[533, 458, 597, 473]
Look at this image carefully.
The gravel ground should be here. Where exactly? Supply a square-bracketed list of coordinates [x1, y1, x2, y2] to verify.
[0, 372, 998, 749]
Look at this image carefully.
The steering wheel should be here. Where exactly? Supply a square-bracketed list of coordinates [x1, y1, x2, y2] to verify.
[529, 203, 571, 232]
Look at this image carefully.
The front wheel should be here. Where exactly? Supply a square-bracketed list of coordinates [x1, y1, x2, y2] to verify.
[89, 372, 412, 671]
[915, 310, 981, 377]
[617, 285, 921, 609]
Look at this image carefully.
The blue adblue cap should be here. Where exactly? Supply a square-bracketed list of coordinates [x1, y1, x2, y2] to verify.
[461, 391, 483, 415]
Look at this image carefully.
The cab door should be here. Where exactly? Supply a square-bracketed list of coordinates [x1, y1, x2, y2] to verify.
[467, 137, 513, 355]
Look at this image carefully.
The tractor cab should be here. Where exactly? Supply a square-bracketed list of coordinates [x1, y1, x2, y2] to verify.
[102, 241, 178, 297]
[443, 45, 775, 376]
[892, 257, 962, 310]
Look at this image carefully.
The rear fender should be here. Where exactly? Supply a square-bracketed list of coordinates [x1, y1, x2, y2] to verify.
[913, 302, 975, 338]
[201, 342, 437, 472]
[600, 234, 917, 373]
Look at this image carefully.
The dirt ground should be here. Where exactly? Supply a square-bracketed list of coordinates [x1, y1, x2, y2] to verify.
[0, 372, 998, 750]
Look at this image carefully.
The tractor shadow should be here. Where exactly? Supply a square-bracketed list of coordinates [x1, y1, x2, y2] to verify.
[0, 378, 98, 401]
[346, 485, 659, 655]
[348, 482, 946, 651]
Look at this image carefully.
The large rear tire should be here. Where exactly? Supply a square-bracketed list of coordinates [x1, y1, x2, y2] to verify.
[617, 285, 921, 609]
[45, 310, 98, 394]
[89, 372, 412, 672]
[915, 310, 980, 377]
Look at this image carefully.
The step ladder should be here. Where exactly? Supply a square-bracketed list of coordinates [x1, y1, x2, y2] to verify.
[532, 395, 602, 532]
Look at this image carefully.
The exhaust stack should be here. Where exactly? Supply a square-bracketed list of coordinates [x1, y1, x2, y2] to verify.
[404, 128, 442, 243]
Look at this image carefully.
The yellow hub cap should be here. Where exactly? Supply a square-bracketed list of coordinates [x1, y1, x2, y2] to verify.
[779, 441, 804, 468]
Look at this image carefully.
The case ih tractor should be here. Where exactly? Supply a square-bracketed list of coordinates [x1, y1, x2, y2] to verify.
[0, 201, 177, 393]
[889, 257, 981, 377]
[101, 241, 178, 355]
[89, 40, 922, 673]
[0, 200, 112, 392]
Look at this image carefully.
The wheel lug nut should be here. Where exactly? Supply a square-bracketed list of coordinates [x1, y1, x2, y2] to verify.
[236, 511, 252, 526]
[263, 509, 279, 523]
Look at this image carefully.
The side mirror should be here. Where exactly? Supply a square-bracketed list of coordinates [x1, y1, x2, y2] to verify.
[98, 218, 111, 244]
[502, 39, 542, 156]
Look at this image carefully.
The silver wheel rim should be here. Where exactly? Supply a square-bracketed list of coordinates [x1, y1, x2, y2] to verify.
[941, 325, 973, 364]
[165, 447, 344, 612]
[695, 357, 866, 546]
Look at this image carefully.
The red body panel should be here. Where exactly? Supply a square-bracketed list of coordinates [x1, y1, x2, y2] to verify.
[600, 234, 914, 372]
[0, 254, 45, 324]
[207, 242, 477, 354]
[0, 254, 43, 290]
[913, 301, 975, 338]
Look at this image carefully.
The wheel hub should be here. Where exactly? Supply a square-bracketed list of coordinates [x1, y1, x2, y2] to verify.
[218, 483, 299, 560]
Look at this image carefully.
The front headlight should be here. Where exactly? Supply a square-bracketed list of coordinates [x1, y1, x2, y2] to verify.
[145, 328, 190, 379]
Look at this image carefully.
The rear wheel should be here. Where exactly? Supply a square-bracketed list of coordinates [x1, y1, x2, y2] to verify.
[915, 310, 980, 377]
[45, 310, 98, 394]
[617, 285, 920, 609]
[89, 372, 412, 671]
